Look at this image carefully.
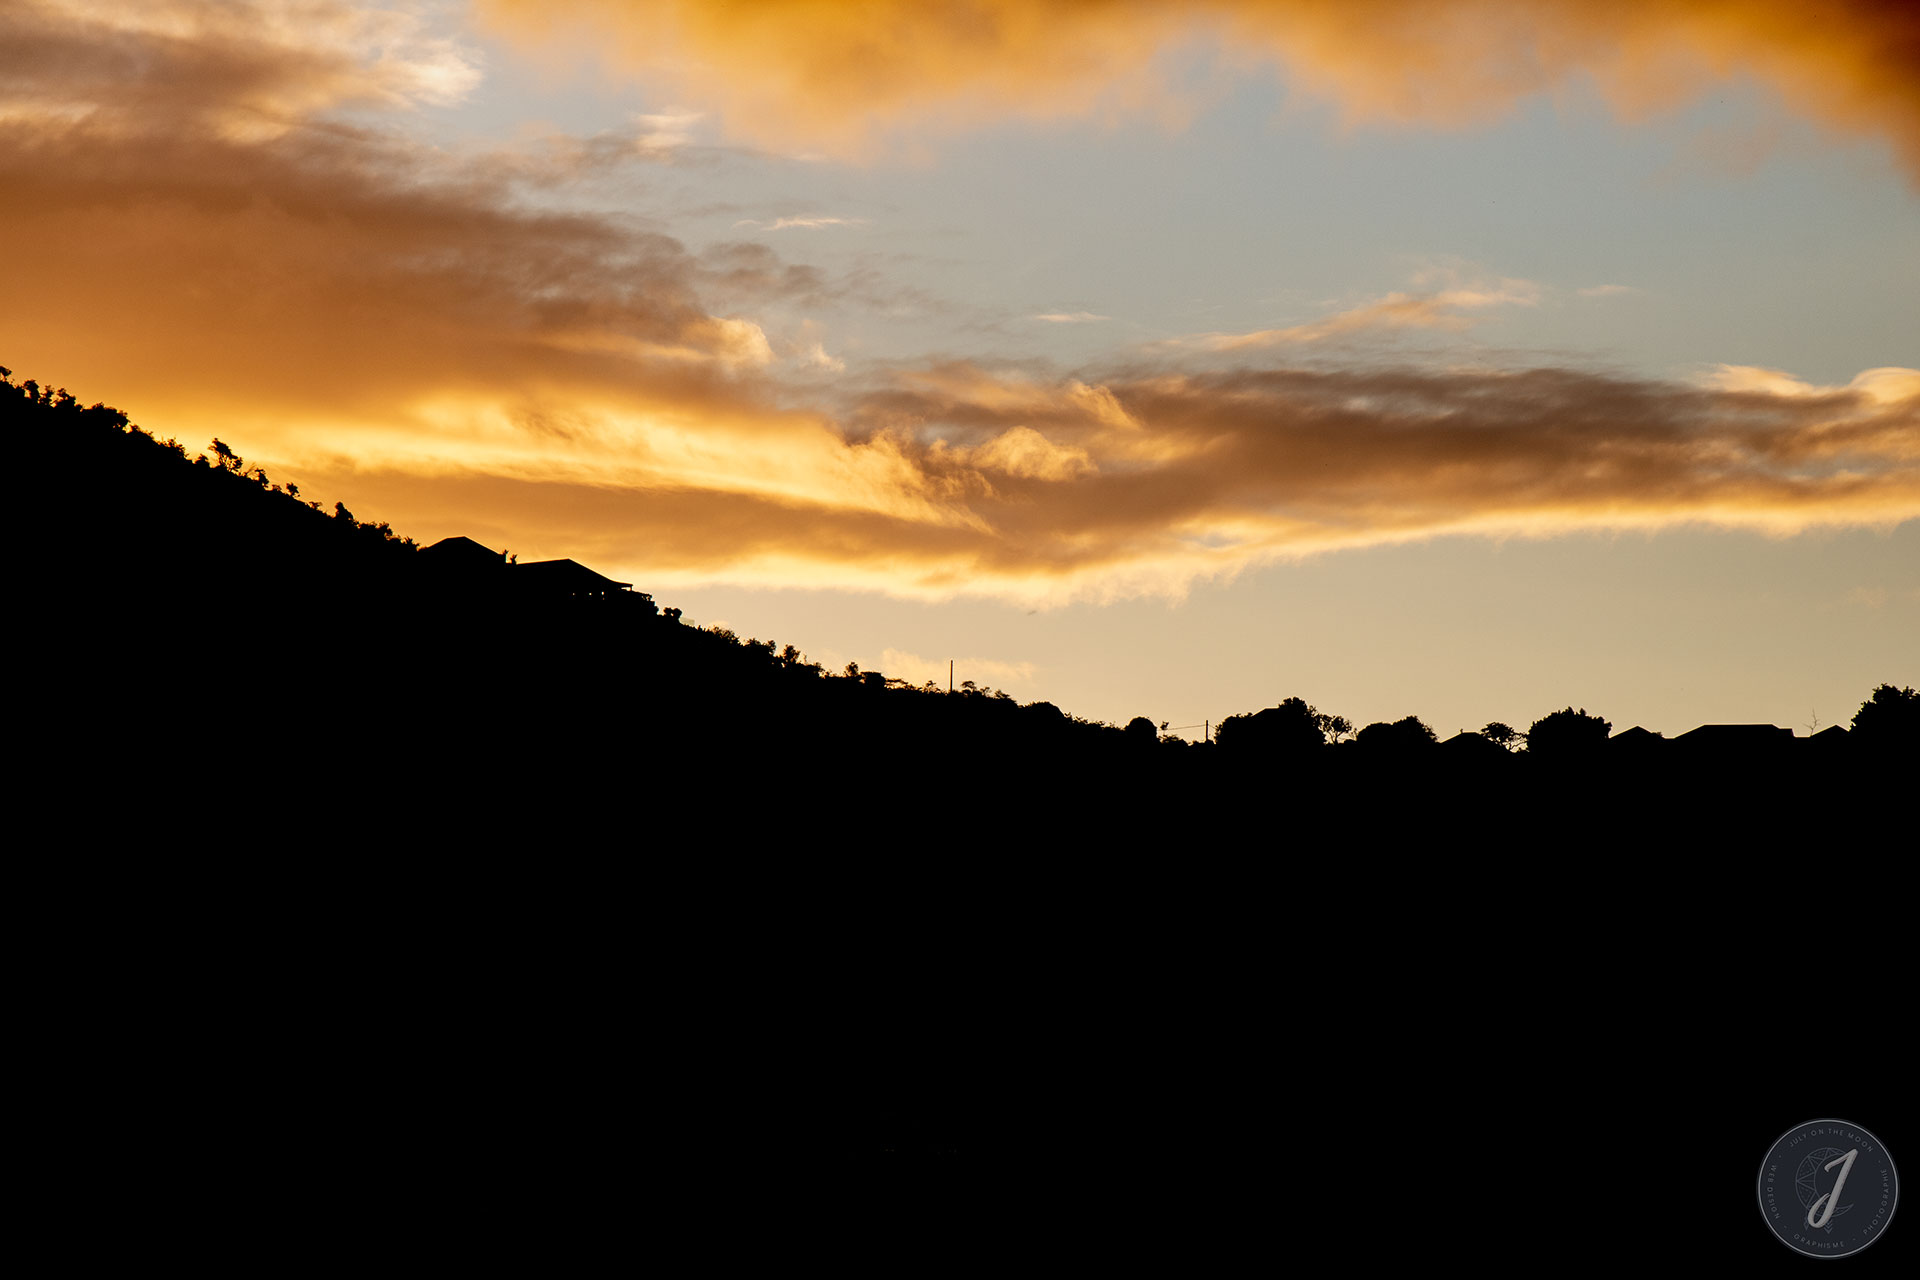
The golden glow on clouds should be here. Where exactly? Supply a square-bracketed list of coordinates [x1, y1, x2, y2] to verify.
[4, 1, 1916, 609]
[6, 0, 481, 138]
[964, 426, 1098, 482]
[1706, 365, 1920, 408]
[270, 359, 1920, 607]
[478, 0, 1920, 179]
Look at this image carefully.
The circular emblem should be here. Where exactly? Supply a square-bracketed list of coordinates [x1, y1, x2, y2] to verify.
[1758, 1119, 1899, 1258]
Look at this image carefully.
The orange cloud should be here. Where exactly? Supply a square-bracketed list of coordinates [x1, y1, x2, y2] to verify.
[277, 359, 1920, 606]
[1, 0, 481, 137]
[477, 0, 1920, 179]
[0, 1, 834, 439]
[7, 2, 1915, 609]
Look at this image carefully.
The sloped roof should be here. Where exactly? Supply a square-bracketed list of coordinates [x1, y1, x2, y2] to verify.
[515, 558, 631, 594]
[419, 535, 505, 567]
[1672, 723, 1793, 749]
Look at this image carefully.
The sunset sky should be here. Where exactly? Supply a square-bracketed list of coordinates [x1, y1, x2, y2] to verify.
[5, 0, 1915, 737]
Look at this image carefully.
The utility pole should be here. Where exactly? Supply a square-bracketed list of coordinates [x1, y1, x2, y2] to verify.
[949, 660, 953, 693]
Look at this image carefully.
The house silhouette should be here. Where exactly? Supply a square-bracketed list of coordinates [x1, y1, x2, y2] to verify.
[418, 535, 650, 606]
[514, 558, 633, 598]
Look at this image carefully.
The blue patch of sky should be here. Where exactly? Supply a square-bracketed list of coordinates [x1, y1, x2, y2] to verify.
[403, 40, 1915, 385]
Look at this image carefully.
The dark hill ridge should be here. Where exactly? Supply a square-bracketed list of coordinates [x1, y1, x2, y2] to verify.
[13, 367, 1914, 1215]
[10, 365, 1205, 834]
[12, 363, 1915, 849]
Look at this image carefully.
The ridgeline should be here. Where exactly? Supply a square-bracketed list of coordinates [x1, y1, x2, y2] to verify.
[14, 365, 1915, 1181]
[13, 365, 1914, 851]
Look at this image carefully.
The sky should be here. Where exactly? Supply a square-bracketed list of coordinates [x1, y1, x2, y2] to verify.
[3, 0, 1915, 738]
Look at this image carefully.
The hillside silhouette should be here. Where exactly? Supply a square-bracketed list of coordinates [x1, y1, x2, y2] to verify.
[15, 366, 1919, 1206]
[14, 364, 1914, 855]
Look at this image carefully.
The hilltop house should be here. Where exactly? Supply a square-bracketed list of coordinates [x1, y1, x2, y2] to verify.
[418, 536, 651, 607]
[513, 558, 633, 599]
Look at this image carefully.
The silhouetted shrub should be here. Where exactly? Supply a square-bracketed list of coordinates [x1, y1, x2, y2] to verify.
[1354, 715, 1437, 755]
[1525, 707, 1611, 755]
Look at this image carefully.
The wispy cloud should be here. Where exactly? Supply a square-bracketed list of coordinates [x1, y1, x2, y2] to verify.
[789, 342, 846, 373]
[632, 108, 702, 154]
[1034, 311, 1110, 324]
[732, 216, 870, 231]
[0, 0, 485, 127]
[1171, 275, 1539, 351]
[1578, 284, 1637, 298]
[1843, 585, 1889, 609]
[1704, 365, 1920, 406]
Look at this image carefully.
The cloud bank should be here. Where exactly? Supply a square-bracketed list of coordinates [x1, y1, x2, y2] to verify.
[478, 0, 1920, 180]
[288, 359, 1920, 606]
[4, 1, 1915, 608]
[0, 1, 803, 422]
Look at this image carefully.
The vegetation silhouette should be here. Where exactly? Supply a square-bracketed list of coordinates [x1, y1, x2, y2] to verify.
[14, 364, 1914, 1184]
[12, 362, 1913, 857]
[1354, 715, 1438, 757]
[1851, 682, 1918, 746]
[1480, 722, 1521, 751]
[1524, 706, 1612, 757]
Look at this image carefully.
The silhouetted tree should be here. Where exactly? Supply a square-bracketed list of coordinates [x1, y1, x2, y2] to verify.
[1354, 716, 1437, 755]
[1525, 707, 1611, 756]
[1125, 716, 1157, 743]
[1215, 696, 1327, 755]
[1851, 684, 1918, 747]
[1481, 722, 1520, 751]
[1315, 712, 1354, 744]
